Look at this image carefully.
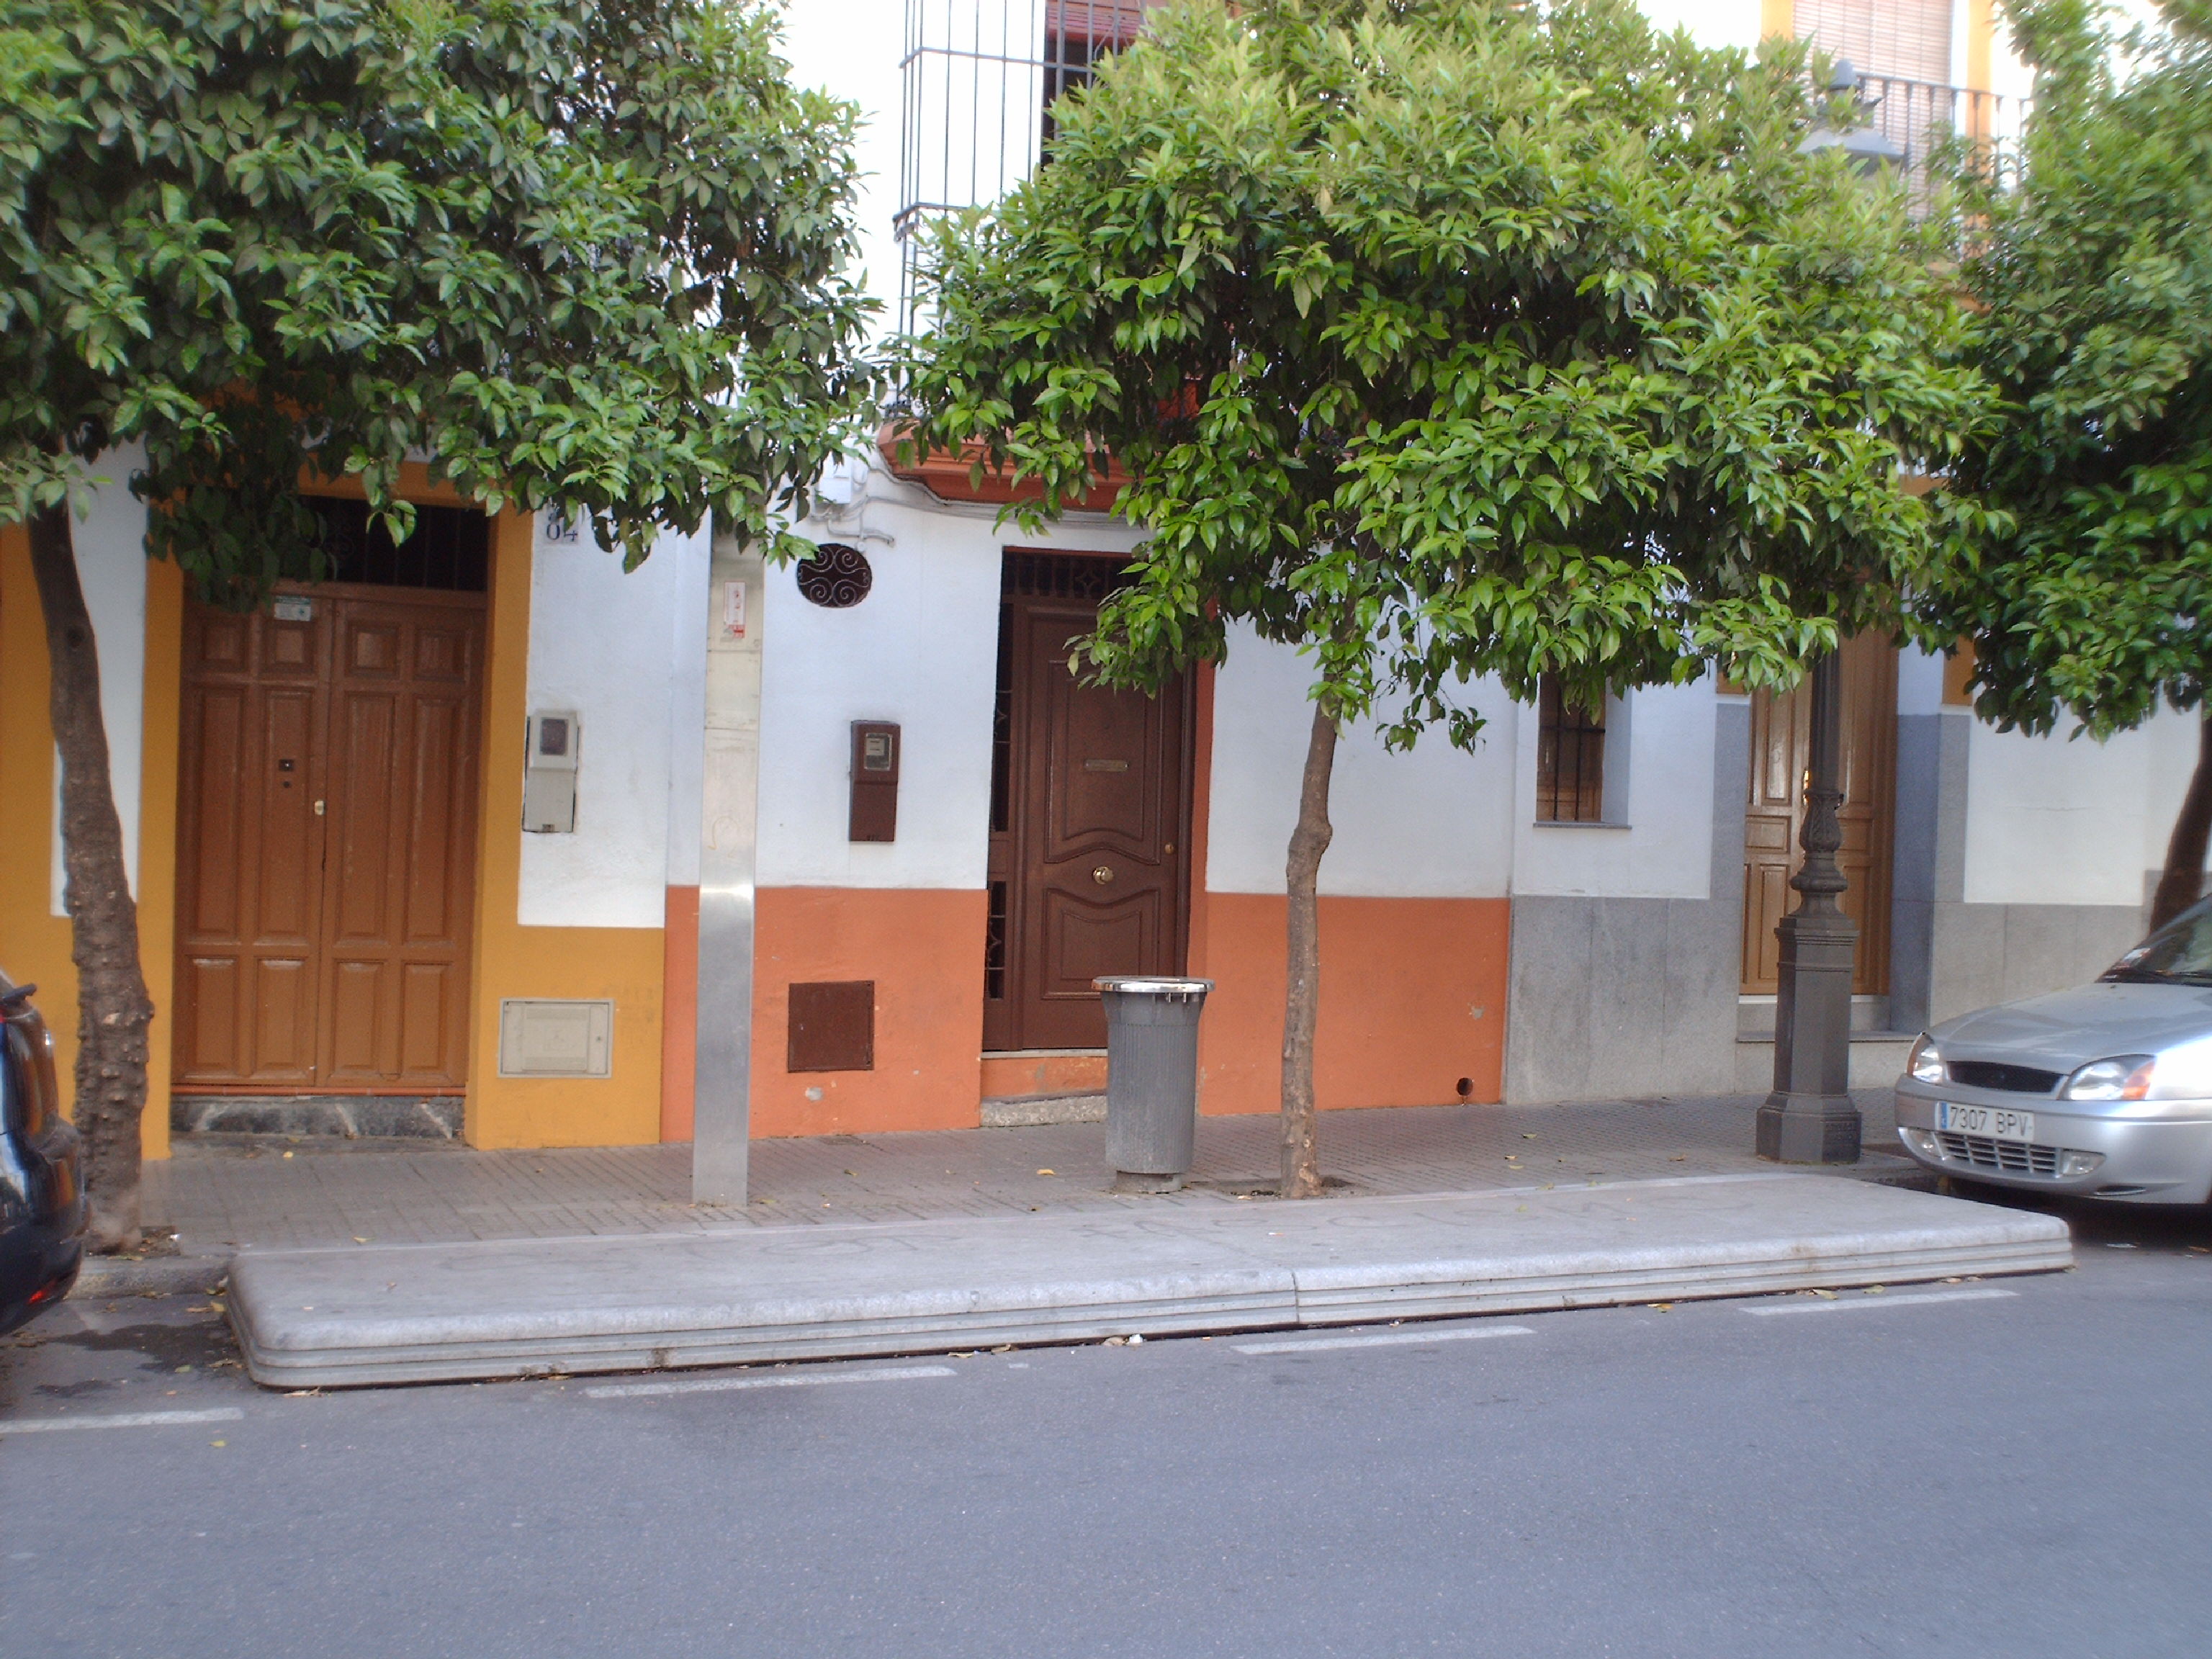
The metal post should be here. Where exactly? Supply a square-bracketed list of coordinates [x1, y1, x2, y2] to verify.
[1758, 650, 1863, 1163]
[693, 528, 763, 1203]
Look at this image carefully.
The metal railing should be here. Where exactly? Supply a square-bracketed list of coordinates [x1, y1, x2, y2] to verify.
[894, 7, 2028, 331]
[1827, 69, 2027, 207]
[897, 0, 1154, 331]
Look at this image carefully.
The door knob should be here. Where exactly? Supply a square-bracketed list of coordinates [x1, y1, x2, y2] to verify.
[1092, 865, 1114, 886]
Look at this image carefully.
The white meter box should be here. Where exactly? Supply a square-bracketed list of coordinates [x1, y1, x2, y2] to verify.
[523, 709, 579, 833]
[498, 999, 613, 1078]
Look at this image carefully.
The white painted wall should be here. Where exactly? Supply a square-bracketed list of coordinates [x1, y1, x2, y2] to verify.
[1963, 718, 2155, 907]
[1202, 628, 1518, 899]
[50, 460, 149, 912]
[1509, 678, 1718, 900]
[778, 0, 907, 330]
[1636, 0, 1765, 53]
[517, 518, 705, 927]
[755, 475, 1150, 890]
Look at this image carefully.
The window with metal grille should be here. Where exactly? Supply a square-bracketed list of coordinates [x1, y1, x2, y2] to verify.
[897, 1, 1159, 331]
[1535, 675, 1607, 824]
[302, 498, 489, 593]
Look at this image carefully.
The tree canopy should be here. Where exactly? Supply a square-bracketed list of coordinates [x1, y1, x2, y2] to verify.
[1926, 0, 2212, 739]
[902, 0, 1994, 738]
[1, 0, 877, 599]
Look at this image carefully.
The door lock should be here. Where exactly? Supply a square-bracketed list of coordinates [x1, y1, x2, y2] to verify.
[1092, 865, 1115, 886]
[314, 800, 325, 816]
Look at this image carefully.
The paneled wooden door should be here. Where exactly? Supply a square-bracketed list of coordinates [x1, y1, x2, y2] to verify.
[984, 557, 1192, 1052]
[1741, 633, 1898, 996]
[174, 585, 485, 1090]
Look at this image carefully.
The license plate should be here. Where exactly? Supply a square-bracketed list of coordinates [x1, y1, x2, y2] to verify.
[1936, 1101, 2035, 1142]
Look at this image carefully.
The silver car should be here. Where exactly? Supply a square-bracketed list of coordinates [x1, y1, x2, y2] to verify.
[1894, 899, 2212, 1205]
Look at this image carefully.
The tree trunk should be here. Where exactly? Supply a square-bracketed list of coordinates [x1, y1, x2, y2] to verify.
[1280, 702, 1337, 1199]
[27, 504, 149, 1251]
[2151, 710, 2212, 932]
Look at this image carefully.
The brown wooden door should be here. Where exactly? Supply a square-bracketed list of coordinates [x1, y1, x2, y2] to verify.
[174, 587, 484, 1090]
[984, 567, 1190, 1051]
[1741, 633, 1897, 996]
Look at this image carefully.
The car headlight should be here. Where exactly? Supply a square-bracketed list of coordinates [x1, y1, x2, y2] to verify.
[2062, 1055, 2156, 1101]
[1906, 1034, 1944, 1085]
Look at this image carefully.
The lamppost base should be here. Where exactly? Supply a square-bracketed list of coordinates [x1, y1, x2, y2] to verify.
[1756, 1092, 1862, 1164]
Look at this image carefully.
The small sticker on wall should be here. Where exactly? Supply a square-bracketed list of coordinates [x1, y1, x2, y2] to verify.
[271, 596, 314, 622]
[724, 580, 747, 638]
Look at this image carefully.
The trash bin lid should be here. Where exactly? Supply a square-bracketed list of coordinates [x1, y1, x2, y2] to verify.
[1092, 976, 1215, 995]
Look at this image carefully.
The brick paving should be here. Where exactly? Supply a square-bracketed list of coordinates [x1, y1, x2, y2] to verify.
[144, 1091, 1912, 1257]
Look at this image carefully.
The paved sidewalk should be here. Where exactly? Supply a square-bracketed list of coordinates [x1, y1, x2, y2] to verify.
[145, 1091, 1915, 1256]
[227, 1170, 2064, 1388]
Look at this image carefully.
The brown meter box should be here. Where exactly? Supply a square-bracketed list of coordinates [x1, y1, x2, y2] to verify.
[849, 721, 899, 842]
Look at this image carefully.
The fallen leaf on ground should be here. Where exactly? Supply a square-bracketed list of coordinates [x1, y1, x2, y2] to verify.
[1809, 1289, 1838, 1300]
[1648, 1303, 1674, 1312]
[1036, 1169, 1056, 1176]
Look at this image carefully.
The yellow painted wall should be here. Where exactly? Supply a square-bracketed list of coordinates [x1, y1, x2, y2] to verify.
[1761, 0, 1794, 41]
[0, 524, 174, 1157]
[463, 511, 667, 1148]
[138, 560, 181, 1158]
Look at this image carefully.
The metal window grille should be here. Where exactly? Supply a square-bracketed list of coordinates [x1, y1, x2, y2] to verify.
[1536, 676, 1606, 824]
[302, 498, 490, 593]
[898, 1, 1155, 332]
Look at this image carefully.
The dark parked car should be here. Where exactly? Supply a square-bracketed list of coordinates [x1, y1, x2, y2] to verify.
[2, 971, 84, 1333]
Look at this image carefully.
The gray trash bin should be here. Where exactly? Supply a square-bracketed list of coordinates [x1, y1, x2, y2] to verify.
[1093, 976, 1213, 1192]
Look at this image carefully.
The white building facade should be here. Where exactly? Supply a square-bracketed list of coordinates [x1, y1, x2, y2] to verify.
[0, 0, 2185, 1167]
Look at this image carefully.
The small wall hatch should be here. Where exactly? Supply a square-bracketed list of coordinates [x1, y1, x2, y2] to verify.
[788, 981, 875, 1072]
[498, 999, 613, 1077]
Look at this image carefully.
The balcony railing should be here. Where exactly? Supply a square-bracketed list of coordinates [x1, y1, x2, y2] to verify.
[1828, 71, 2027, 206]
[897, 0, 1153, 331]
[894, 7, 2028, 332]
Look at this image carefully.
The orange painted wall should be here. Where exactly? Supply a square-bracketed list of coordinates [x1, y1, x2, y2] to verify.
[464, 512, 666, 1149]
[660, 884, 699, 1141]
[1192, 894, 1510, 1117]
[1761, 0, 1794, 40]
[979, 1051, 1106, 1099]
[750, 886, 986, 1137]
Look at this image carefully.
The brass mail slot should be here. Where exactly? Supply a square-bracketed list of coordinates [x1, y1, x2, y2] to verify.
[1083, 758, 1129, 773]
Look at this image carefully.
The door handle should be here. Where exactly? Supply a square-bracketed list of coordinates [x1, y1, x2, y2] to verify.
[1092, 865, 1115, 886]
[314, 800, 325, 816]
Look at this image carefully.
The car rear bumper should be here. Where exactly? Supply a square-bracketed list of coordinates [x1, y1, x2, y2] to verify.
[1894, 1084, 2212, 1205]
[0, 1213, 84, 1336]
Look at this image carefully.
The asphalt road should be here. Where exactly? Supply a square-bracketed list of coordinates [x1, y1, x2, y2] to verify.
[4, 1186, 2208, 1659]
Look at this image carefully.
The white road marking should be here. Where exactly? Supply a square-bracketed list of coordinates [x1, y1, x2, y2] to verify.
[584, 1364, 956, 1399]
[1233, 1324, 1534, 1355]
[0, 1407, 245, 1436]
[1740, 1287, 2018, 1317]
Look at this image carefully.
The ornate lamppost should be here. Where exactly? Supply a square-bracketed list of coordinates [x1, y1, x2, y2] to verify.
[1758, 63, 1900, 1164]
[1757, 652, 1861, 1161]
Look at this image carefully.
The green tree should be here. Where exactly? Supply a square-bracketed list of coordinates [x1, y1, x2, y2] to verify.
[1926, 0, 2212, 929]
[899, 0, 1991, 1195]
[1, 0, 876, 1246]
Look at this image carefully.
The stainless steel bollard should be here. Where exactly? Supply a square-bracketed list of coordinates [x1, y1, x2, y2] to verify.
[1093, 976, 1213, 1192]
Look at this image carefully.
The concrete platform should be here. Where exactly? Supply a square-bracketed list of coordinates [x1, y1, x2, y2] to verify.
[226, 1172, 2072, 1388]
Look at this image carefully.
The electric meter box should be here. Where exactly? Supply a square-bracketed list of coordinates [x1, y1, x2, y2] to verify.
[523, 709, 580, 833]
